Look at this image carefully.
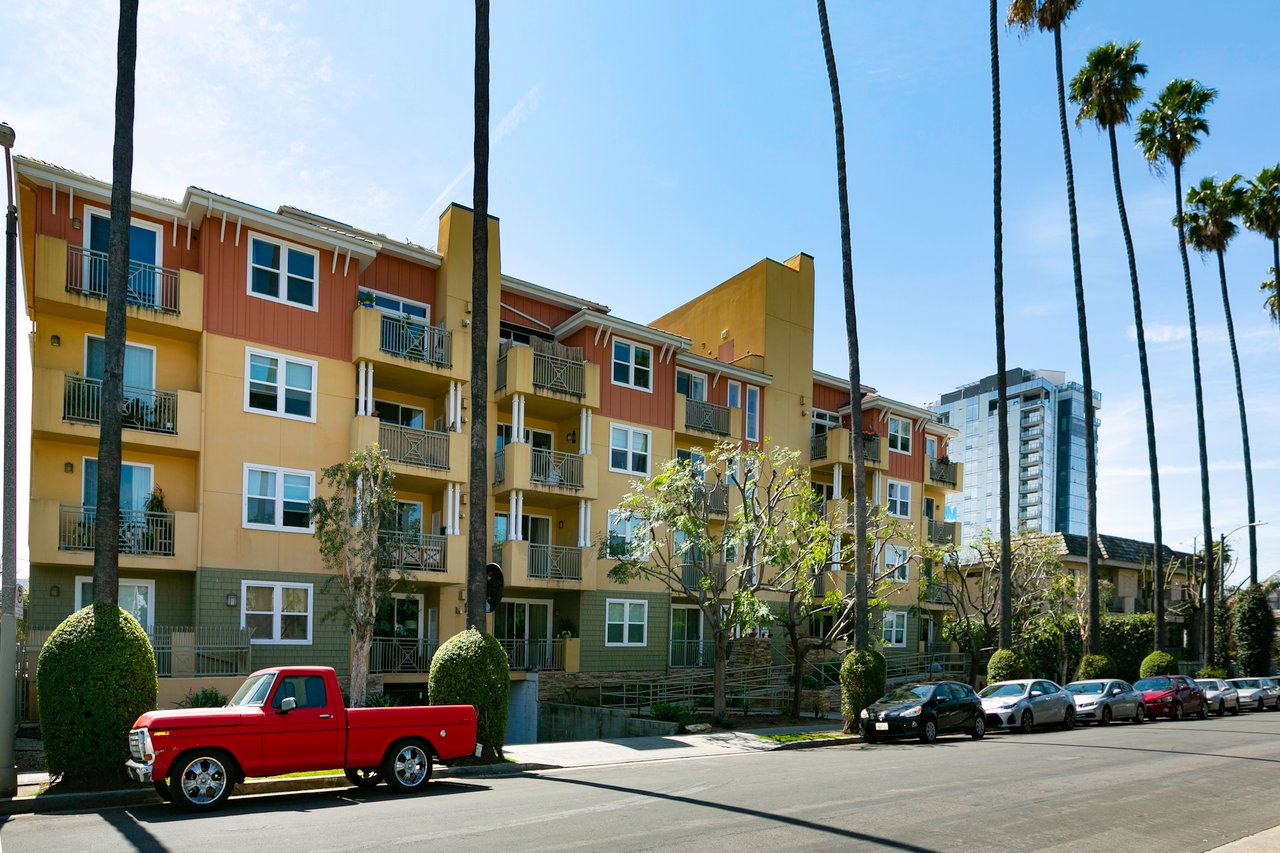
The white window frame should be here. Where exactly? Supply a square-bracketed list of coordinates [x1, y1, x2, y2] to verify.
[241, 580, 313, 645]
[811, 409, 840, 435]
[609, 424, 651, 476]
[884, 544, 910, 583]
[246, 231, 320, 312]
[925, 435, 938, 460]
[83, 205, 164, 268]
[886, 480, 911, 519]
[887, 416, 912, 455]
[606, 509, 646, 557]
[676, 368, 707, 401]
[75, 576, 156, 632]
[611, 338, 653, 392]
[726, 380, 741, 410]
[745, 385, 760, 442]
[84, 334, 157, 389]
[81, 456, 154, 507]
[242, 463, 316, 533]
[244, 347, 318, 422]
[360, 287, 429, 322]
[881, 610, 908, 648]
[605, 598, 648, 647]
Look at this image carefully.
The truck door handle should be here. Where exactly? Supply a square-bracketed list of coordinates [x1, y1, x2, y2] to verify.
[319, 714, 333, 719]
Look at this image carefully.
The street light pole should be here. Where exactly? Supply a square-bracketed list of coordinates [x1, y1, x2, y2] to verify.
[1, 120, 19, 797]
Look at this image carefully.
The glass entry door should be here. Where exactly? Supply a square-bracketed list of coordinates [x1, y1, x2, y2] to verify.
[494, 600, 552, 670]
[372, 594, 430, 673]
[86, 210, 161, 304]
[671, 606, 704, 667]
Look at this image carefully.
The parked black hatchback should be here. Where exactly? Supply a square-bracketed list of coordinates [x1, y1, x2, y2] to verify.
[860, 681, 986, 744]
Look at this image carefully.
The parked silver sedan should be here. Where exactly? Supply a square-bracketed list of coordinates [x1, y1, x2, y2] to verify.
[980, 679, 1076, 733]
[1194, 678, 1241, 716]
[1065, 679, 1146, 725]
[1226, 678, 1280, 712]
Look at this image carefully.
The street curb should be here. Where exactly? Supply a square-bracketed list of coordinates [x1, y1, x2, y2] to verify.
[773, 735, 863, 750]
[0, 762, 555, 815]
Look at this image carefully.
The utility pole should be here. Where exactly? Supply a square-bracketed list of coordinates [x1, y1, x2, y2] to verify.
[1, 120, 19, 797]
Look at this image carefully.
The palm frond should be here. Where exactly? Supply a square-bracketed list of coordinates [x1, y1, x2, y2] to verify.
[1134, 79, 1217, 172]
[1069, 40, 1146, 129]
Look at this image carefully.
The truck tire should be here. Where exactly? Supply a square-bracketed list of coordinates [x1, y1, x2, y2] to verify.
[153, 780, 173, 802]
[382, 739, 433, 793]
[169, 749, 237, 811]
[344, 768, 383, 788]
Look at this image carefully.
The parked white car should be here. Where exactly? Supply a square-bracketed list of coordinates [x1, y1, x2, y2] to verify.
[1194, 679, 1241, 716]
[1065, 679, 1146, 724]
[1225, 678, 1279, 712]
[979, 679, 1076, 733]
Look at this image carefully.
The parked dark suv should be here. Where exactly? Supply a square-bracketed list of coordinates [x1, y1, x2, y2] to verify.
[860, 681, 985, 744]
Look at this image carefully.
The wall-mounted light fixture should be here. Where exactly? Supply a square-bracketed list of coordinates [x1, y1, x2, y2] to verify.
[64, 462, 73, 474]
[226, 593, 239, 608]
[566, 430, 577, 445]
[49, 585, 60, 598]
[50, 335, 61, 347]
[557, 520, 564, 529]
[71, 217, 82, 230]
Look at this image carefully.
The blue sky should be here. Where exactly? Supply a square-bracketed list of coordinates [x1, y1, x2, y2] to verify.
[2, 1, 1278, 583]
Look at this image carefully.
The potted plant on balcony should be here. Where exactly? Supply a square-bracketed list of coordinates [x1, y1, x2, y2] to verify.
[357, 289, 376, 308]
[142, 487, 172, 555]
[861, 429, 878, 442]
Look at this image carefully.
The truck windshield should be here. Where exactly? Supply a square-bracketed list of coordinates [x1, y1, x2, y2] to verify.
[229, 673, 277, 707]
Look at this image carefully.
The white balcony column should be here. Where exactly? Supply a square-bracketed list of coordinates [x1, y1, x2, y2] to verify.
[579, 408, 588, 455]
[444, 484, 455, 535]
[511, 491, 523, 541]
[365, 362, 375, 416]
[356, 363, 366, 416]
[833, 463, 842, 497]
[831, 538, 842, 572]
[513, 394, 526, 441]
[578, 499, 589, 547]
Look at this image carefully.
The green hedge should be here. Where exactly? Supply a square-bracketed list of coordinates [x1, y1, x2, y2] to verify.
[428, 628, 510, 758]
[1075, 654, 1114, 681]
[986, 649, 1027, 683]
[1235, 585, 1276, 677]
[36, 605, 158, 783]
[1139, 650, 1178, 678]
[1021, 619, 1081, 682]
[1100, 613, 1155, 683]
[840, 649, 886, 731]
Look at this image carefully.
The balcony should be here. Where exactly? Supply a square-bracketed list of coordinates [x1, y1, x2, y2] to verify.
[1021, 426, 1044, 439]
[922, 580, 955, 605]
[498, 638, 564, 672]
[529, 543, 583, 581]
[674, 394, 739, 442]
[351, 416, 464, 491]
[1020, 467, 1041, 481]
[34, 368, 201, 455]
[1018, 495, 1040, 508]
[670, 640, 712, 668]
[493, 539, 595, 589]
[59, 504, 175, 556]
[1021, 440, 1043, 453]
[495, 341, 599, 417]
[808, 429, 884, 470]
[378, 531, 449, 574]
[369, 637, 437, 674]
[30, 500, 198, 571]
[927, 459, 958, 487]
[695, 482, 729, 515]
[680, 556, 727, 591]
[381, 314, 451, 368]
[861, 434, 884, 467]
[24, 625, 253, 679]
[927, 519, 957, 546]
[31, 236, 204, 338]
[64, 374, 176, 434]
[351, 308, 463, 395]
[493, 443, 597, 503]
[380, 422, 450, 469]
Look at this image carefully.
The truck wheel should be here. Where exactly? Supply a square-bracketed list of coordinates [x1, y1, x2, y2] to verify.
[383, 740, 433, 793]
[170, 750, 236, 811]
[344, 768, 383, 788]
[153, 780, 173, 802]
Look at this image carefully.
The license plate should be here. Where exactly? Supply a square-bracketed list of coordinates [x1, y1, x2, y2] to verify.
[875, 722, 889, 731]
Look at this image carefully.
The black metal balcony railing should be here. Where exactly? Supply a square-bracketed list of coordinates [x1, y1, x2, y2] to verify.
[680, 557, 726, 591]
[379, 531, 447, 573]
[928, 459, 958, 486]
[927, 519, 956, 546]
[531, 448, 583, 489]
[810, 431, 829, 461]
[65, 245, 181, 315]
[670, 640, 713, 668]
[697, 482, 728, 515]
[923, 581, 955, 604]
[528, 543, 582, 580]
[499, 638, 563, 672]
[379, 314, 452, 368]
[59, 504, 175, 556]
[533, 351, 585, 397]
[369, 637, 436, 674]
[379, 422, 449, 469]
[860, 435, 881, 463]
[63, 374, 178, 435]
[493, 449, 505, 484]
[684, 399, 730, 436]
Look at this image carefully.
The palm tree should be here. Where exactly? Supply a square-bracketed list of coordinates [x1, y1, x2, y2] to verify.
[465, 0, 491, 629]
[1263, 273, 1279, 325]
[990, 0, 1013, 650]
[1068, 41, 1168, 649]
[1008, 0, 1101, 654]
[1244, 165, 1280, 344]
[1136, 78, 1218, 666]
[93, 0, 141, 606]
[816, 0, 869, 651]
[1185, 175, 1257, 587]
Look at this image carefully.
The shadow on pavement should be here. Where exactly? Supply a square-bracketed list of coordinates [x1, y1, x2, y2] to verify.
[530, 774, 941, 852]
[996, 738, 1280, 764]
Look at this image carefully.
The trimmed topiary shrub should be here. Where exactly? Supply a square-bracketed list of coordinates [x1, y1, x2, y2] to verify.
[1234, 584, 1276, 677]
[1100, 613, 1155, 684]
[428, 628, 510, 759]
[1075, 654, 1114, 681]
[37, 605, 158, 785]
[986, 649, 1027, 684]
[1139, 650, 1178, 678]
[839, 649, 886, 733]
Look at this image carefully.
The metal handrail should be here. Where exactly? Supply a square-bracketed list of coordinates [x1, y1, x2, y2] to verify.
[379, 422, 449, 469]
[684, 399, 730, 436]
[379, 531, 448, 572]
[857, 435, 881, 462]
[58, 504, 175, 556]
[680, 557, 726, 590]
[927, 519, 956, 545]
[498, 638, 564, 671]
[533, 351, 585, 397]
[810, 432, 829, 461]
[928, 459, 958, 485]
[528, 543, 582, 580]
[530, 448, 583, 489]
[369, 637, 436, 674]
[22, 625, 251, 680]
[65, 245, 181, 315]
[379, 314, 452, 368]
[670, 640, 713, 668]
[63, 374, 178, 435]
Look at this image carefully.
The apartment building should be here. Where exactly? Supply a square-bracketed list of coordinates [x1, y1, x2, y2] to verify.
[16, 156, 960, 707]
[932, 368, 1101, 551]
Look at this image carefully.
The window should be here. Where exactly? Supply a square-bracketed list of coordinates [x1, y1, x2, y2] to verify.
[245, 349, 317, 421]
[76, 577, 155, 632]
[881, 611, 908, 648]
[243, 465, 315, 532]
[676, 369, 707, 401]
[888, 416, 912, 454]
[610, 425, 650, 475]
[745, 385, 760, 442]
[248, 234, 319, 310]
[242, 581, 312, 644]
[812, 409, 840, 436]
[605, 599, 648, 647]
[359, 288, 428, 321]
[925, 435, 938, 460]
[887, 481, 911, 519]
[884, 544, 910, 583]
[726, 381, 741, 410]
[611, 339, 652, 391]
[270, 674, 328, 709]
[606, 510, 645, 558]
[373, 399, 426, 429]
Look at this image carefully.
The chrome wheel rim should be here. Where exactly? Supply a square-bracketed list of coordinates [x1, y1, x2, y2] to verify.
[393, 745, 429, 787]
[179, 756, 227, 805]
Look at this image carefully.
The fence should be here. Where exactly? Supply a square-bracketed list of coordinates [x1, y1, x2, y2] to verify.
[528, 544, 582, 580]
[64, 374, 178, 435]
[499, 638, 564, 671]
[811, 432, 829, 460]
[670, 640, 713, 668]
[379, 314, 451, 368]
[530, 448, 583, 488]
[379, 532, 448, 573]
[685, 399, 730, 436]
[66, 244, 181, 314]
[379, 422, 449, 469]
[369, 637, 436, 674]
[59, 504, 175, 556]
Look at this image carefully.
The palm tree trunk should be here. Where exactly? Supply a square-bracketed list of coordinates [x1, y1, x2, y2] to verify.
[1214, 249, 1257, 586]
[990, 0, 1013, 650]
[93, 0, 140, 608]
[816, 0, 868, 651]
[1107, 126, 1165, 649]
[1052, 26, 1100, 654]
[465, 0, 491, 630]
[1173, 164, 1215, 667]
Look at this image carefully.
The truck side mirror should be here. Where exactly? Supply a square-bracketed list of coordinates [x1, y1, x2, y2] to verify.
[279, 697, 297, 714]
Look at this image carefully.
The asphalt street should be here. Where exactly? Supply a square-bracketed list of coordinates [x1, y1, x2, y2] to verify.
[4, 710, 1280, 852]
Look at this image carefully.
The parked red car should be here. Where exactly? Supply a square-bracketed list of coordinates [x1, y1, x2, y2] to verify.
[126, 666, 477, 811]
[1133, 674, 1207, 721]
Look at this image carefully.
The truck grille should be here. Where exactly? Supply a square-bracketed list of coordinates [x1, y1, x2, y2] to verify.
[128, 729, 145, 761]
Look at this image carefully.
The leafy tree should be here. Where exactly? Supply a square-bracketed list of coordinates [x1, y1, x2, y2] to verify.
[1100, 613, 1155, 682]
[310, 445, 397, 707]
[1136, 78, 1218, 666]
[1069, 41, 1169, 649]
[840, 649, 886, 733]
[1234, 584, 1277, 676]
[815, 0, 871, 651]
[428, 628, 509, 759]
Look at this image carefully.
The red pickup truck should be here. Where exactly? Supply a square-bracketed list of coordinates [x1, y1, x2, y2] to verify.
[126, 666, 477, 810]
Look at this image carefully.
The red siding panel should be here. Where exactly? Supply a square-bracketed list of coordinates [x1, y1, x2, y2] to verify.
[501, 290, 576, 329]
[34, 186, 202, 272]
[565, 328, 674, 431]
[361, 255, 437, 314]
[812, 382, 848, 415]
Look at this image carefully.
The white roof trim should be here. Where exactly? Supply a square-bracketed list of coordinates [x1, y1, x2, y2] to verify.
[675, 351, 772, 386]
[501, 274, 609, 314]
[554, 309, 690, 351]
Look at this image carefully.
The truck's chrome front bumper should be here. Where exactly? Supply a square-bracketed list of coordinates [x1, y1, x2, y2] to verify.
[125, 759, 153, 784]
